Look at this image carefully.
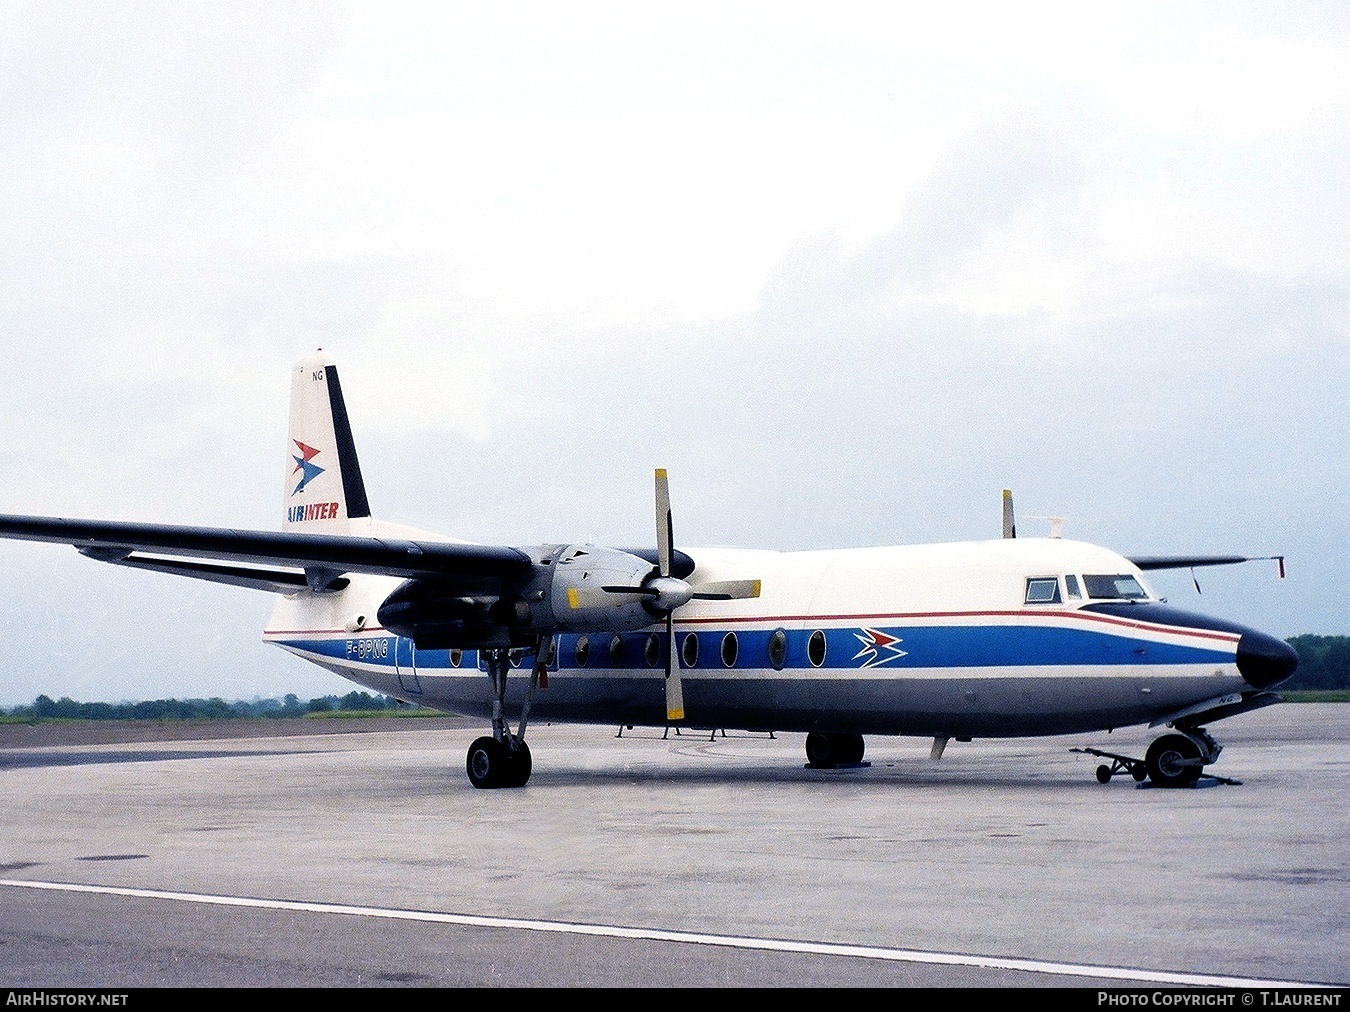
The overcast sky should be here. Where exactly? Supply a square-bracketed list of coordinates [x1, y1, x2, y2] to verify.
[0, 2, 1345, 705]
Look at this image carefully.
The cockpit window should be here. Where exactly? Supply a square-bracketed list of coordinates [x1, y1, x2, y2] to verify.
[1064, 574, 1083, 599]
[1024, 577, 1062, 604]
[1083, 574, 1149, 600]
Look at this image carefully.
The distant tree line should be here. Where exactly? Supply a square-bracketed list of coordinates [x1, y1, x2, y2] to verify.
[1286, 635, 1350, 691]
[2, 690, 401, 720]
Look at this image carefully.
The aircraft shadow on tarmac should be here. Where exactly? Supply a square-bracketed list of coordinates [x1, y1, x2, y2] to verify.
[0, 748, 322, 770]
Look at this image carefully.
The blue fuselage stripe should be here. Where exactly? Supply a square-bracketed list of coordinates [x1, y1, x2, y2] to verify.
[271, 623, 1235, 672]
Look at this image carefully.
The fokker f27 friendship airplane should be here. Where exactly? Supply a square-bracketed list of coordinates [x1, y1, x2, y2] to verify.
[0, 353, 1298, 789]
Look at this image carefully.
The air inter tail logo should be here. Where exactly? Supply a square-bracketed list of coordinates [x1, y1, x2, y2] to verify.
[853, 627, 908, 668]
[291, 440, 325, 494]
[288, 440, 338, 522]
[289, 501, 340, 522]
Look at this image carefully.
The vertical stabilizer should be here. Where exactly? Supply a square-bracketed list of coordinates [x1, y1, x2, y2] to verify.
[285, 352, 371, 533]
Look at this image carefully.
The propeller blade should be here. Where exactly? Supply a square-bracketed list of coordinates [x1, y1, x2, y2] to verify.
[1002, 489, 1016, 539]
[689, 579, 761, 601]
[655, 468, 673, 578]
[566, 586, 638, 609]
[665, 611, 684, 722]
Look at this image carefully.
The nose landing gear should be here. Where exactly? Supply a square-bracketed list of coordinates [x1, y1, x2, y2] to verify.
[1075, 727, 1239, 787]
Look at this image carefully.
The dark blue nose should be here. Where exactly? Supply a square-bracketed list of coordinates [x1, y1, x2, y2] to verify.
[1236, 630, 1299, 689]
[1083, 602, 1299, 690]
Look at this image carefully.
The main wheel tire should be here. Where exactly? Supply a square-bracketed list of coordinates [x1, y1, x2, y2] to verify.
[502, 740, 532, 788]
[1096, 764, 1113, 784]
[1145, 734, 1204, 788]
[805, 732, 834, 766]
[838, 733, 865, 764]
[806, 732, 864, 766]
[466, 736, 506, 789]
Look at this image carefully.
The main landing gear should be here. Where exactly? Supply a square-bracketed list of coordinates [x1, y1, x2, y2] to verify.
[1075, 727, 1238, 788]
[466, 645, 543, 789]
[804, 731, 868, 768]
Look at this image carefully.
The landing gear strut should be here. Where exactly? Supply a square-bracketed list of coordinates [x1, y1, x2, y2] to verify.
[466, 644, 544, 789]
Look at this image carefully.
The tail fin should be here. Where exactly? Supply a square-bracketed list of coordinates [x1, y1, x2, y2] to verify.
[285, 352, 371, 533]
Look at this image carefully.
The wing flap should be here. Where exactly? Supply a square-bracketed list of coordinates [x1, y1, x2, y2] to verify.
[0, 514, 532, 591]
[80, 551, 335, 594]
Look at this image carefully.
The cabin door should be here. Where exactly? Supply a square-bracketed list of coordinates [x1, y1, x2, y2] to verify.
[395, 637, 423, 695]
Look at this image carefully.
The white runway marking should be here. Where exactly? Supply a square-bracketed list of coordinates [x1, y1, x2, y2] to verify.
[0, 878, 1325, 988]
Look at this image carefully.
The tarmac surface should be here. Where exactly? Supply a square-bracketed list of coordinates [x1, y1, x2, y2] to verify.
[1, 706, 1347, 988]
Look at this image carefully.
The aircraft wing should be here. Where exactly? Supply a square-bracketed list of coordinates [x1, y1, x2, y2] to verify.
[1128, 554, 1284, 575]
[0, 514, 533, 593]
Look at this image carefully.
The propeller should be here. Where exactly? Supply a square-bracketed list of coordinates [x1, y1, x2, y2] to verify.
[656, 469, 684, 721]
[593, 469, 761, 722]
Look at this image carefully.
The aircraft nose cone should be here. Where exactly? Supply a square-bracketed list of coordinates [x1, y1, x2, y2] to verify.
[1236, 630, 1298, 689]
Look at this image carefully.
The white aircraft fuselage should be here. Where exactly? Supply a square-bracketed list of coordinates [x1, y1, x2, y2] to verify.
[0, 352, 1297, 788]
[264, 535, 1277, 739]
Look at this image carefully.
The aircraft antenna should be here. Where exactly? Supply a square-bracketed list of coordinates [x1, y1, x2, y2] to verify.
[1002, 489, 1016, 539]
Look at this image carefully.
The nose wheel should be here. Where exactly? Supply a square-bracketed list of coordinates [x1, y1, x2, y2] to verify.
[1075, 728, 1235, 787]
[1144, 733, 1204, 788]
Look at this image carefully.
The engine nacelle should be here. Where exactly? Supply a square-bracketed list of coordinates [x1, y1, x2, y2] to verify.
[548, 544, 659, 632]
[376, 543, 673, 647]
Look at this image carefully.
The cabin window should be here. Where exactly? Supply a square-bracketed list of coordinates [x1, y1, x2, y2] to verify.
[768, 629, 788, 670]
[681, 632, 699, 667]
[1083, 574, 1148, 600]
[1024, 577, 1062, 604]
[644, 633, 660, 667]
[508, 648, 523, 668]
[574, 635, 590, 667]
[449, 648, 462, 668]
[608, 634, 624, 666]
[1064, 574, 1082, 600]
[721, 631, 739, 668]
[807, 630, 827, 667]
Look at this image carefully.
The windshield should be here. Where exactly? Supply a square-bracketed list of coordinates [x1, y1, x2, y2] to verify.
[1082, 574, 1149, 600]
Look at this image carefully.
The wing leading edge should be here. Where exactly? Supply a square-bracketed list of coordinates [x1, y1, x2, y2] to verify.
[1129, 554, 1285, 576]
[0, 514, 533, 594]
